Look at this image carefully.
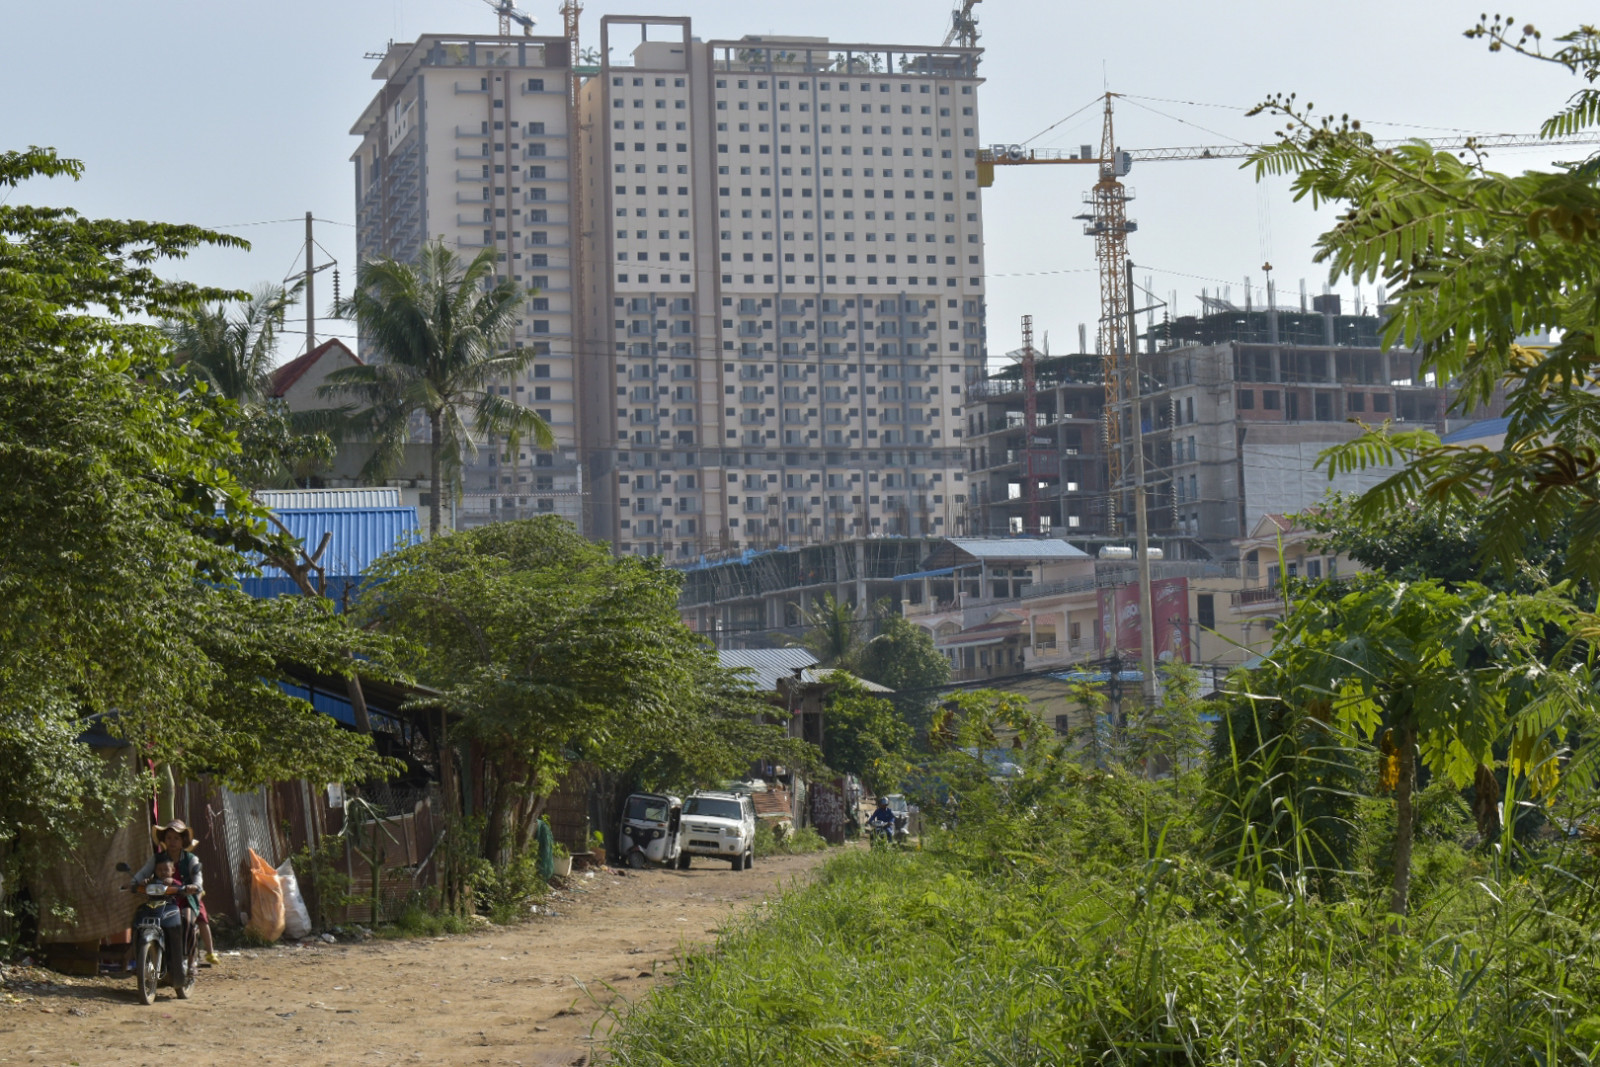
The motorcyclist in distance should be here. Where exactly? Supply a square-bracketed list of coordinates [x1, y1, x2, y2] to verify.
[866, 797, 897, 841]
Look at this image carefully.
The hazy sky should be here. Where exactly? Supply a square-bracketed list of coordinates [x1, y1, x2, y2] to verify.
[6, 1, 1594, 362]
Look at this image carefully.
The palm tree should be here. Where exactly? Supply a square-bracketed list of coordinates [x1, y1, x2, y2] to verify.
[163, 283, 336, 489]
[324, 240, 554, 537]
[791, 592, 883, 671]
[164, 283, 299, 403]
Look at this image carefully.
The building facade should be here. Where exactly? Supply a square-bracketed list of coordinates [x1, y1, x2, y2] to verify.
[351, 34, 585, 531]
[575, 18, 989, 560]
[961, 301, 1506, 560]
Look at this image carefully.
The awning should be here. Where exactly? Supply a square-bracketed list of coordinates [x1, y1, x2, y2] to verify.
[892, 566, 958, 581]
[940, 620, 1026, 648]
[1052, 669, 1148, 684]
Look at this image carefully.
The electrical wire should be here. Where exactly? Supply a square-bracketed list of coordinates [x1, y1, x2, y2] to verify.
[1021, 96, 1105, 148]
[1118, 95, 1252, 148]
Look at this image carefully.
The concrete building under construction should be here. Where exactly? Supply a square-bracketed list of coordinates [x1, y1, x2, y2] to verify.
[961, 293, 1505, 559]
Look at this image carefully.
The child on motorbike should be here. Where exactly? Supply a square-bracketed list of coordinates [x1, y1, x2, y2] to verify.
[131, 820, 218, 972]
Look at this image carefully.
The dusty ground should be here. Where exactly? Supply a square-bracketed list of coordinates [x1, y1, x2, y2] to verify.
[0, 850, 829, 1067]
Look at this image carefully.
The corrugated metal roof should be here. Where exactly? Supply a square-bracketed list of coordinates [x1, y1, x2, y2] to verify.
[946, 538, 1090, 560]
[1439, 416, 1511, 444]
[256, 488, 402, 509]
[802, 667, 893, 693]
[245, 507, 420, 604]
[719, 648, 819, 692]
[892, 566, 958, 581]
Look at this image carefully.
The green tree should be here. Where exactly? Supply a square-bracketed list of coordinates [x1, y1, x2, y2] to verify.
[790, 592, 880, 670]
[619, 652, 821, 796]
[1304, 493, 1575, 593]
[857, 615, 951, 738]
[359, 517, 754, 861]
[0, 148, 395, 880]
[1259, 577, 1574, 915]
[821, 675, 914, 794]
[1250, 19, 1600, 584]
[326, 240, 554, 537]
[1203, 674, 1366, 897]
[1128, 663, 1213, 782]
[164, 283, 298, 404]
[160, 283, 337, 489]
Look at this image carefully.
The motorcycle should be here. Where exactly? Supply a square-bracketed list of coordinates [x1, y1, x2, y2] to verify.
[866, 814, 909, 848]
[115, 861, 198, 1005]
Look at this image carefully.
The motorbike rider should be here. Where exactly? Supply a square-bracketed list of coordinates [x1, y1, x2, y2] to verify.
[867, 797, 897, 839]
[129, 820, 205, 986]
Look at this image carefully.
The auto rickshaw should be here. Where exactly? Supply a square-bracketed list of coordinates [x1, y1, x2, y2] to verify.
[618, 792, 683, 869]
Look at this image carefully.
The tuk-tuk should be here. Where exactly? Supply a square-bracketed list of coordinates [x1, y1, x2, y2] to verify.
[618, 792, 683, 869]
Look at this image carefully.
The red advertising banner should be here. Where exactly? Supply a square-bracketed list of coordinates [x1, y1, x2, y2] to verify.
[1098, 577, 1191, 663]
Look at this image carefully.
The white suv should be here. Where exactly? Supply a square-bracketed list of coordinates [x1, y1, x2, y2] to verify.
[678, 791, 756, 871]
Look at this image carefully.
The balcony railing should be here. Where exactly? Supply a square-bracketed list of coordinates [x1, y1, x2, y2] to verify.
[1232, 587, 1283, 608]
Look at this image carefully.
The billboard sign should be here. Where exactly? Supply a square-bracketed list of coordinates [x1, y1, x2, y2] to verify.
[1098, 577, 1191, 663]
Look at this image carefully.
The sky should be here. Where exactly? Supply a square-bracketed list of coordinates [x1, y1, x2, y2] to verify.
[5, 1, 1595, 364]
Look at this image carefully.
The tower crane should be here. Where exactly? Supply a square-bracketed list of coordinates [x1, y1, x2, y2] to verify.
[979, 93, 1600, 533]
[942, 0, 981, 49]
[481, 0, 536, 38]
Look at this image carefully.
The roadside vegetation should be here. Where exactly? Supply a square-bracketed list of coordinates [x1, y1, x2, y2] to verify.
[607, 20, 1600, 1064]
[606, 681, 1600, 1065]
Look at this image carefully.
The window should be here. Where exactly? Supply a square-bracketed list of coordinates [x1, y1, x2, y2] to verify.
[1197, 594, 1215, 630]
[1348, 392, 1366, 412]
[1262, 390, 1280, 410]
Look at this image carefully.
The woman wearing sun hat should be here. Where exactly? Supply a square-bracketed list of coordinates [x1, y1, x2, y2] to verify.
[130, 820, 218, 973]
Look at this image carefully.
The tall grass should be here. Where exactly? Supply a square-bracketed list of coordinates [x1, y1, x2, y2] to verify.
[606, 735, 1600, 1065]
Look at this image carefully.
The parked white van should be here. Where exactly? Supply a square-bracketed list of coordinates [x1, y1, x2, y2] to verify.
[678, 791, 757, 870]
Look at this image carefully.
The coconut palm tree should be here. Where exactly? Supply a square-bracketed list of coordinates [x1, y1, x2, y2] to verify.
[162, 283, 335, 488]
[164, 283, 299, 403]
[323, 240, 554, 537]
[790, 592, 884, 671]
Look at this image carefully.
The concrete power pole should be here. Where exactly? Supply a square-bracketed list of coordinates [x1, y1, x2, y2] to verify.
[305, 211, 316, 354]
[1126, 258, 1158, 708]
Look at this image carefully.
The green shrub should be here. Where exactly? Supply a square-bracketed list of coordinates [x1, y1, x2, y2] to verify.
[754, 820, 829, 858]
[470, 852, 549, 925]
[605, 718, 1600, 1066]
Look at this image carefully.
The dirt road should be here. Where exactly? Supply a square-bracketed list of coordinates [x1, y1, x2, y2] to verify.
[0, 851, 829, 1067]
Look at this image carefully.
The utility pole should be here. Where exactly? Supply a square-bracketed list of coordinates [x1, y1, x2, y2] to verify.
[305, 211, 316, 354]
[1126, 258, 1158, 707]
[1021, 314, 1039, 536]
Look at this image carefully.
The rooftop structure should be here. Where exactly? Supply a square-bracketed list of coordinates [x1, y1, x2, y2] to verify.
[961, 301, 1507, 559]
[677, 535, 943, 647]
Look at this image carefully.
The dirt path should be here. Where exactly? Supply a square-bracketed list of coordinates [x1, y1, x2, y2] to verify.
[0, 851, 830, 1067]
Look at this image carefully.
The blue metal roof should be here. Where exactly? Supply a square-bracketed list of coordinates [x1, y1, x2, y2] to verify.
[893, 566, 958, 581]
[1053, 669, 1148, 684]
[674, 545, 789, 572]
[1439, 416, 1511, 444]
[243, 506, 419, 603]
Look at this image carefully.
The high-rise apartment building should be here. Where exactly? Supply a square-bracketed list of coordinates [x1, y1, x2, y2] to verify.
[575, 18, 987, 559]
[350, 22, 987, 551]
[351, 34, 584, 529]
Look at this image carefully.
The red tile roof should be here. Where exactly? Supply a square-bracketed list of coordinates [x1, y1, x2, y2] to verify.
[269, 338, 361, 398]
